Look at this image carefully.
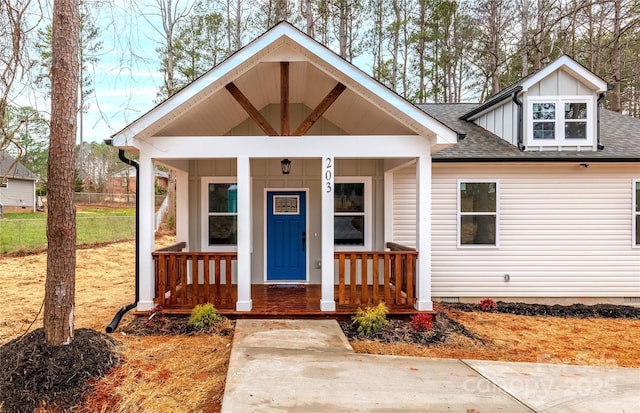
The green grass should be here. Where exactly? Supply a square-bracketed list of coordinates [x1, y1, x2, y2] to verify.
[0, 208, 136, 254]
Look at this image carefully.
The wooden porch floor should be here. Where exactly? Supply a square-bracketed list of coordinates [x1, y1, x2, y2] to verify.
[154, 284, 422, 318]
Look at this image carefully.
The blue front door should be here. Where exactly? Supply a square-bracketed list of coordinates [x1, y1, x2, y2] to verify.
[266, 191, 307, 281]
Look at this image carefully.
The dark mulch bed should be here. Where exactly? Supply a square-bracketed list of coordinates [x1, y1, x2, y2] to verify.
[440, 301, 640, 319]
[120, 315, 235, 337]
[0, 328, 121, 413]
[339, 313, 486, 346]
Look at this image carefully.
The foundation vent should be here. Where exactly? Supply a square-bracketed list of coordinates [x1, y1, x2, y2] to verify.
[438, 297, 460, 303]
[623, 297, 640, 304]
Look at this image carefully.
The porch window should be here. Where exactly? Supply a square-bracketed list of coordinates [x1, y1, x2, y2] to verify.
[458, 181, 498, 246]
[334, 177, 371, 250]
[201, 177, 237, 250]
[634, 180, 640, 247]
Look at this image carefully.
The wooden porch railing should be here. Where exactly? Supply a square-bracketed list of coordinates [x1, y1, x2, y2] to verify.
[334, 243, 417, 307]
[152, 243, 237, 309]
[153, 242, 417, 311]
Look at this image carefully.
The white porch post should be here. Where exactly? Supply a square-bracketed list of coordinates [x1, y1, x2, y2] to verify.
[236, 156, 252, 311]
[415, 153, 433, 311]
[137, 155, 156, 311]
[175, 169, 189, 246]
[320, 156, 336, 311]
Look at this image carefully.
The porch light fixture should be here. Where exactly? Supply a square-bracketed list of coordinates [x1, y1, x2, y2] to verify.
[281, 158, 292, 174]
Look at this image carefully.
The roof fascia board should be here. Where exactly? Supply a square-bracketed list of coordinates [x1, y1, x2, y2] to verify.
[113, 22, 457, 147]
[289, 34, 457, 143]
[112, 25, 297, 146]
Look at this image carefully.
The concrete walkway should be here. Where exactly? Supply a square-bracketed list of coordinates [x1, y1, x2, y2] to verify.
[222, 319, 640, 412]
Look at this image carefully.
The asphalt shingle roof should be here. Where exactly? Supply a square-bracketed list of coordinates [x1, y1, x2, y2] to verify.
[0, 151, 38, 180]
[418, 104, 640, 161]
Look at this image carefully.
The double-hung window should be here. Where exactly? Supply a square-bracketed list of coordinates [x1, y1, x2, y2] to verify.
[458, 181, 498, 246]
[634, 179, 640, 247]
[529, 97, 592, 146]
[334, 177, 371, 250]
[0, 177, 7, 188]
[201, 177, 237, 251]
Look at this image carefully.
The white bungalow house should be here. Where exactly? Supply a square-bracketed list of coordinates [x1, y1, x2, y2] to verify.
[109, 22, 640, 315]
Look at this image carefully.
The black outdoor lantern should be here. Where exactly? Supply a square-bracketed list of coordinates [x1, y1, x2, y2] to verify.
[281, 158, 292, 174]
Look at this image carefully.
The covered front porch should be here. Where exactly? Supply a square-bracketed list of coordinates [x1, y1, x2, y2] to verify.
[152, 242, 419, 315]
[110, 23, 459, 316]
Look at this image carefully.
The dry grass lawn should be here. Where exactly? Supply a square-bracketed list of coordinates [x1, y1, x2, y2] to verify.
[1, 237, 638, 412]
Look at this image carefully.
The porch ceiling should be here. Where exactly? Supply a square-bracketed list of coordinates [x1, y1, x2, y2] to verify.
[155, 60, 415, 137]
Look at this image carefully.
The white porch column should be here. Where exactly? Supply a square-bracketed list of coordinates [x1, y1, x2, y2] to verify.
[236, 156, 252, 311]
[175, 169, 189, 246]
[320, 156, 336, 311]
[415, 153, 433, 311]
[137, 155, 156, 311]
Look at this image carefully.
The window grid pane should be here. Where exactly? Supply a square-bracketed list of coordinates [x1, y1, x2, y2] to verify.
[459, 182, 497, 246]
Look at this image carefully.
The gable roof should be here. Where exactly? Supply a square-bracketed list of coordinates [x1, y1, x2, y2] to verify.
[0, 152, 38, 180]
[462, 55, 608, 121]
[420, 104, 640, 161]
[111, 22, 457, 148]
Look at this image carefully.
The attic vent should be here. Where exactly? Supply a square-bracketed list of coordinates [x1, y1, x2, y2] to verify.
[438, 297, 460, 303]
[623, 297, 640, 304]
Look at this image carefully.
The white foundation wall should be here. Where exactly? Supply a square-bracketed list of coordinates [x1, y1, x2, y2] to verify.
[432, 162, 640, 300]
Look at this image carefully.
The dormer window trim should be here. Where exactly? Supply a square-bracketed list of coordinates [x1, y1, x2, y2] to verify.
[527, 95, 594, 148]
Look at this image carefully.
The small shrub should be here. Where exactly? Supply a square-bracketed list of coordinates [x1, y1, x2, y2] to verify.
[410, 313, 433, 332]
[189, 303, 221, 329]
[479, 298, 497, 312]
[352, 302, 389, 337]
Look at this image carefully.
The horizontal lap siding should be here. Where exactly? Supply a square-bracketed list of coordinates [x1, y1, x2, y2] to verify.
[392, 165, 416, 248]
[432, 163, 640, 297]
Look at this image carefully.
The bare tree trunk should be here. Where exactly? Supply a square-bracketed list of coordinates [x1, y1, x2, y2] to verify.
[519, 0, 530, 76]
[610, 0, 622, 112]
[338, 0, 348, 59]
[44, 0, 79, 346]
[301, 0, 314, 36]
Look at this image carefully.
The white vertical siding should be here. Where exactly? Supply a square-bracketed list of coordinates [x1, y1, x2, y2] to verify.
[474, 100, 517, 145]
[530, 68, 591, 97]
[391, 164, 417, 248]
[432, 163, 640, 298]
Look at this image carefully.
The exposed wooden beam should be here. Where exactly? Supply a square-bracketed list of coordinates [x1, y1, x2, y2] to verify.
[280, 62, 290, 136]
[225, 82, 278, 136]
[293, 82, 346, 136]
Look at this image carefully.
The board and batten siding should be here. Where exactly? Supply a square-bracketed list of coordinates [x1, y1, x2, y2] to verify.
[474, 101, 517, 146]
[432, 163, 640, 298]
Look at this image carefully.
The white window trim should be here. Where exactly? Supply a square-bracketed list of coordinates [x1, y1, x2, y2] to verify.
[0, 177, 7, 188]
[634, 179, 640, 248]
[527, 96, 593, 147]
[334, 176, 372, 251]
[457, 179, 500, 248]
[201, 176, 237, 252]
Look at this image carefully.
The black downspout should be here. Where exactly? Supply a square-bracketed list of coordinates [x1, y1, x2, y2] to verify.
[597, 93, 605, 150]
[512, 87, 525, 151]
[105, 140, 140, 333]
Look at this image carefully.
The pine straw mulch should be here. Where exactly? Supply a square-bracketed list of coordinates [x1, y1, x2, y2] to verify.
[0, 328, 122, 413]
[346, 302, 640, 369]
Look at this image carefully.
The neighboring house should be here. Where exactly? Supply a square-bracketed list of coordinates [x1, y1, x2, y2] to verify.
[110, 22, 639, 315]
[106, 166, 170, 195]
[0, 151, 38, 214]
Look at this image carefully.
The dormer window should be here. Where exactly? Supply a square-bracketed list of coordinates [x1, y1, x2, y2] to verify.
[528, 97, 593, 147]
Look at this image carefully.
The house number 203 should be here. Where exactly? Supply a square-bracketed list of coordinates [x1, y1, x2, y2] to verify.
[324, 157, 333, 193]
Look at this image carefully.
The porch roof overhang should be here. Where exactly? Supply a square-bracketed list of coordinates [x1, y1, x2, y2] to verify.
[110, 22, 457, 153]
